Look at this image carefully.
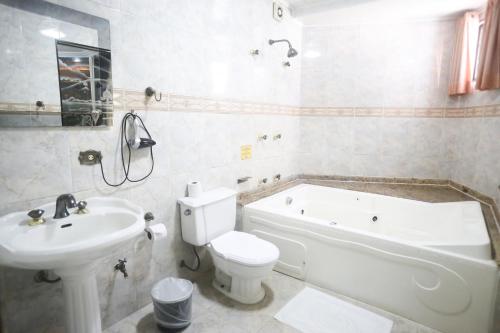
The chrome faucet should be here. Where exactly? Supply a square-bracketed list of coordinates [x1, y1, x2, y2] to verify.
[54, 194, 77, 219]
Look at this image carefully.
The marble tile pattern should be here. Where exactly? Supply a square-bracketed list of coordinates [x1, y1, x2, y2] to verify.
[0, 0, 303, 331]
[0, 3, 98, 105]
[0, 109, 302, 333]
[299, 19, 500, 209]
[104, 270, 444, 333]
[0, 1, 499, 333]
[300, 20, 500, 109]
[298, 116, 500, 210]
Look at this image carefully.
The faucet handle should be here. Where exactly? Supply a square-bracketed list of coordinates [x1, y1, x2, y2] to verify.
[76, 201, 89, 214]
[28, 209, 45, 226]
[144, 212, 154, 222]
[28, 209, 44, 219]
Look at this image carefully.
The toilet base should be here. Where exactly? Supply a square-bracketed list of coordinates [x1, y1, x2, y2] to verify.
[212, 268, 266, 304]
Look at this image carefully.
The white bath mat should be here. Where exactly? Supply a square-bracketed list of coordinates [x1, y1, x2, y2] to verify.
[274, 287, 393, 333]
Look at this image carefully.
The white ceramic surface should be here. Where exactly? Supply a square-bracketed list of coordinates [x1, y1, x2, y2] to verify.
[243, 184, 498, 333]
[0, 197, 145, 270]
[179, 187, 279, 304]
[0, 197, 145, 333]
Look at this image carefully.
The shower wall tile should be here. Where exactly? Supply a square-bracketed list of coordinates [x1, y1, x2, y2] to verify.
[299, 18, 500, 209]
[301, 20, 498, 109]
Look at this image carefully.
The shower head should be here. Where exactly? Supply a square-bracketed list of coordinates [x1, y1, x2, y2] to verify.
[269, 39, 299, 58]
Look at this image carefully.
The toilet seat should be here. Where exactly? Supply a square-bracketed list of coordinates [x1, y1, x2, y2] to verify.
[210, 231, 279, 267]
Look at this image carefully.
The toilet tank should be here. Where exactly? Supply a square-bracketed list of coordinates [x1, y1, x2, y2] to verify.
[177, 188, 237, 246]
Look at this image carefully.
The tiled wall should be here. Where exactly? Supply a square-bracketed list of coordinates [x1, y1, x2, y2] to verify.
[299, 19, 500, 207]
[0, 1, 499, 332]
[0, 1, 302, 332]
[0, 3, 98, 106]
[300, 20, 500, 109]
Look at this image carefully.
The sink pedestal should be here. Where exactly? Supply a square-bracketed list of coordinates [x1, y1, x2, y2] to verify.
[54, 264, 102, 333]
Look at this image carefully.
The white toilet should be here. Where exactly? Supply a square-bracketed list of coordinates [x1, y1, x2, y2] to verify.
[178, 187, 279, 304]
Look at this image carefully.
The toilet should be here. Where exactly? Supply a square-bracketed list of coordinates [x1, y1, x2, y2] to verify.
[178, 187, 279, 304]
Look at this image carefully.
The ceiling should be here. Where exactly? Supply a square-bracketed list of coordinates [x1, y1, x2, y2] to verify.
[285, 0, 487, 25]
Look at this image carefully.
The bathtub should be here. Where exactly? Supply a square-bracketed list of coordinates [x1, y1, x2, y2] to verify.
[242, 184, 498, 333]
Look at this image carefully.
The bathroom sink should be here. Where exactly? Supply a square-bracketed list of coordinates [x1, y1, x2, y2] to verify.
[0, 197, 145, 270]
[0, 197, 145, 333]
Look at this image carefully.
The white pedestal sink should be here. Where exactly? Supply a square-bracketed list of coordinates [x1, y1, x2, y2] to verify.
[0, 197, 145, 333]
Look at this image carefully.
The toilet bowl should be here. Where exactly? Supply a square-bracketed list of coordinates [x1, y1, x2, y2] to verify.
[178, 187, 279, 304]
[208, 231, 279, 304]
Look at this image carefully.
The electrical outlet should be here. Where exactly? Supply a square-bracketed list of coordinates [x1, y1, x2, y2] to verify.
[78, 150, 102, 165]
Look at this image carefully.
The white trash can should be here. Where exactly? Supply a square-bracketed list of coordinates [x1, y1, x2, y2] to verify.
[151, 277, 193, 329]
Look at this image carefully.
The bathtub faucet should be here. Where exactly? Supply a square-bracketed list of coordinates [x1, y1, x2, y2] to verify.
[286, 196, 293, 205]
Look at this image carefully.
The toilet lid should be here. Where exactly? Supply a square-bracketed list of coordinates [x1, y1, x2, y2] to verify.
[210, 231, 279, 266]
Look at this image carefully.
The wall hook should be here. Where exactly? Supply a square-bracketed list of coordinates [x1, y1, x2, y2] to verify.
[145, 87, 162, 102]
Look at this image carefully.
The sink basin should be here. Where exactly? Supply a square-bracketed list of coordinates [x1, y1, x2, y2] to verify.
[0, 197, 146, 333]
[0, 197, 145, 270]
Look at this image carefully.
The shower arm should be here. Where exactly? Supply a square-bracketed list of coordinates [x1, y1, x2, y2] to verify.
[269, 39, 292, 48]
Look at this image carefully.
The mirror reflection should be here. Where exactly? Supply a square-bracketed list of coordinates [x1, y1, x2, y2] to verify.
[0, 0, 112, 127]
[57, 41, 112, 126]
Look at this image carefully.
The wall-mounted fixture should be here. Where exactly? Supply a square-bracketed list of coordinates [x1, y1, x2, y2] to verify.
[250, 49, 260, 56]
[35, 100, 45, 110]
[92, 110, 156, 187]
[78, 150, 102, 165]
[269, 39, 298, 58]
[114, 258, 128, 278]
[145, 86, 162, 102]
[258, 134, 268, 141]
[273, 174, 281, 182]
[273, 133, 282, 140]
[237, 176, 252, 184]
[273, 1, 285, 21]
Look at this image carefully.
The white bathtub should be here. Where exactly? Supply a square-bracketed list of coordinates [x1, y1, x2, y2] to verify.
[242, 184, 498, 333]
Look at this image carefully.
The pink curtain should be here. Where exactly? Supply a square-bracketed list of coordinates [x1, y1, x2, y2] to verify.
[476, 0, 500, 90]
[448, 11, 481, 95]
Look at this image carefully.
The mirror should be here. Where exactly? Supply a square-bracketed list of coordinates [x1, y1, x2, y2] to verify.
[57, 42, 112, 126]
[0, 0, 113, 127]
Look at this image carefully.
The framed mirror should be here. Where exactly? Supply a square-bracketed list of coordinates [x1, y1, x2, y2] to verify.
[0, 0, 113, 127]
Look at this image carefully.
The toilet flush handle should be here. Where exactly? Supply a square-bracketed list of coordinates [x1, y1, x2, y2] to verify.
[184, 209, 192, 216]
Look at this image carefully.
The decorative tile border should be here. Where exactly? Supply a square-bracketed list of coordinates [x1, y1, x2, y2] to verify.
[0, 102, 61, 113]
[2, 89, 499, 118]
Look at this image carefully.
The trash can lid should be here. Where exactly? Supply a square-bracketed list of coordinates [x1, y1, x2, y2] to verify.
[151, 277, 193, 304]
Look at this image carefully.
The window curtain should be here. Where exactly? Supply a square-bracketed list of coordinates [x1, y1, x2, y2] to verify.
[448, 11, 481, 96]
[476, 0, 500, 91]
